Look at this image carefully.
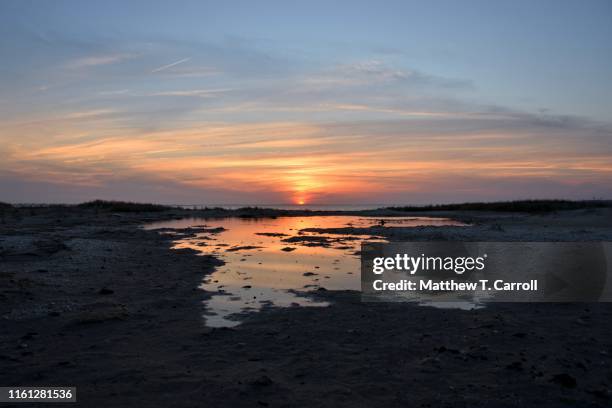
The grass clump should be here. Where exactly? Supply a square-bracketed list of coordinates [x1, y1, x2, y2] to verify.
[77, 200, 172, 212]
[388, 200, 611, 213]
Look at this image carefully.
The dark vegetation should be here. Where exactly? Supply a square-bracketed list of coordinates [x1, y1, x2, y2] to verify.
[77, 200, 172, 212]
[0, 202, 12, 222]
[5, 199, 611, 215]
[388, 199, 612, 213]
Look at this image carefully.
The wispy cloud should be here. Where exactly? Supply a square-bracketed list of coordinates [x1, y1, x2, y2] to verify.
[325, 104, 478, 118]
[299, 60, 472, 90]
[163, 66, 221, 78]
[97, 89, 130, 96]
[149, 88, 232, 97]
[151, 57, 191, 73]
[68, 53, 135, 69]
[62, 109, 116, 120]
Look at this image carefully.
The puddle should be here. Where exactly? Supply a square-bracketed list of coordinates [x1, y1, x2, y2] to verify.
[144, 216, 468, 326]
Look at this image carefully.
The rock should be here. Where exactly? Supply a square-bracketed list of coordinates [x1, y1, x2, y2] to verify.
[255, 232, 288, 237]
[280, 247, 296, 252]
[435, 346, 459, 354]
[21, 332, 38, 340]
[551, 373, 577, 388]
[303, 272, 317, 276]
[226, 245, 263, 252]
[250, 375, 273, 386]
[587, 388, 610, 400]
[505, 361, 523, 371]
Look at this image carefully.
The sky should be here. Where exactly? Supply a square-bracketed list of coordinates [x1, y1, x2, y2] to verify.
[1, 0, 611, 205]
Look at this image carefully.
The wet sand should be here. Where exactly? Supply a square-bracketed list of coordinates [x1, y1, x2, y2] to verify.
[1, 206, 612, 407]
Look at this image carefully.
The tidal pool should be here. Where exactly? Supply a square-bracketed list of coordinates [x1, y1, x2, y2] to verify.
[144, 216, 467, 327]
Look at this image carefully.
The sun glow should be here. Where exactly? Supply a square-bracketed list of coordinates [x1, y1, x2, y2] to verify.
[3, 116, 611, 205]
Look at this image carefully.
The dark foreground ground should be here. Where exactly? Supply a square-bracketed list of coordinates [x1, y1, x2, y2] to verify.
[1, 206, 612, 407]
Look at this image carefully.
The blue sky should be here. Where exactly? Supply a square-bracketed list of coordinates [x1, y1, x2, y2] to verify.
[1, 0, 611, 204]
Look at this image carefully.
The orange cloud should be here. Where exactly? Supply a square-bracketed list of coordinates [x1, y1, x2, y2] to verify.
[2, 116, 611, 203]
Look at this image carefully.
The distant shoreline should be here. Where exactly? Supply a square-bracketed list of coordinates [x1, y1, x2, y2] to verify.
[2, 199, 611, 214]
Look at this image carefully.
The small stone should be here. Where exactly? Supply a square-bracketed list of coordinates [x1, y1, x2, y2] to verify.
[250, 375, 273, 386]
[587, 388, 610, 400]
[505, 361, 523, 371]
[551, 373, 577, 388]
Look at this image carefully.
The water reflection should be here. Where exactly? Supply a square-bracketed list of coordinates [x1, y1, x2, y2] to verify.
[144, 216, 467, 326]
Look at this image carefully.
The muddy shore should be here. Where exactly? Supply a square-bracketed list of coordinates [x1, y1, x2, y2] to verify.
[1, 206, 612, 407]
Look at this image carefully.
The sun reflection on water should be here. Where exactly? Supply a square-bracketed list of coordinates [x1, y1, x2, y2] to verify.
[144, 216, 467, 327]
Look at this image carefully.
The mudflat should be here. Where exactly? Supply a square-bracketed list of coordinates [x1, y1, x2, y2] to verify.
[1, 206, 611, 407]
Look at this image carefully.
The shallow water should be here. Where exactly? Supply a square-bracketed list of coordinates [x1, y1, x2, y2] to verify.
[144, 216, 468, 326]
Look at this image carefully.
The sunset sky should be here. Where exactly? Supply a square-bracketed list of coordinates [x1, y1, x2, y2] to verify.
[1, 0, 611, 205]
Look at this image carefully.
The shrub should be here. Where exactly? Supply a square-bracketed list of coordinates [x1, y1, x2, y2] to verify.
[77, 200, 172, 212]
[387, 200, 611, 213]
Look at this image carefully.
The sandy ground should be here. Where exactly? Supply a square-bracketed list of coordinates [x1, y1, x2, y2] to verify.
[1, 206, 612, 407]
